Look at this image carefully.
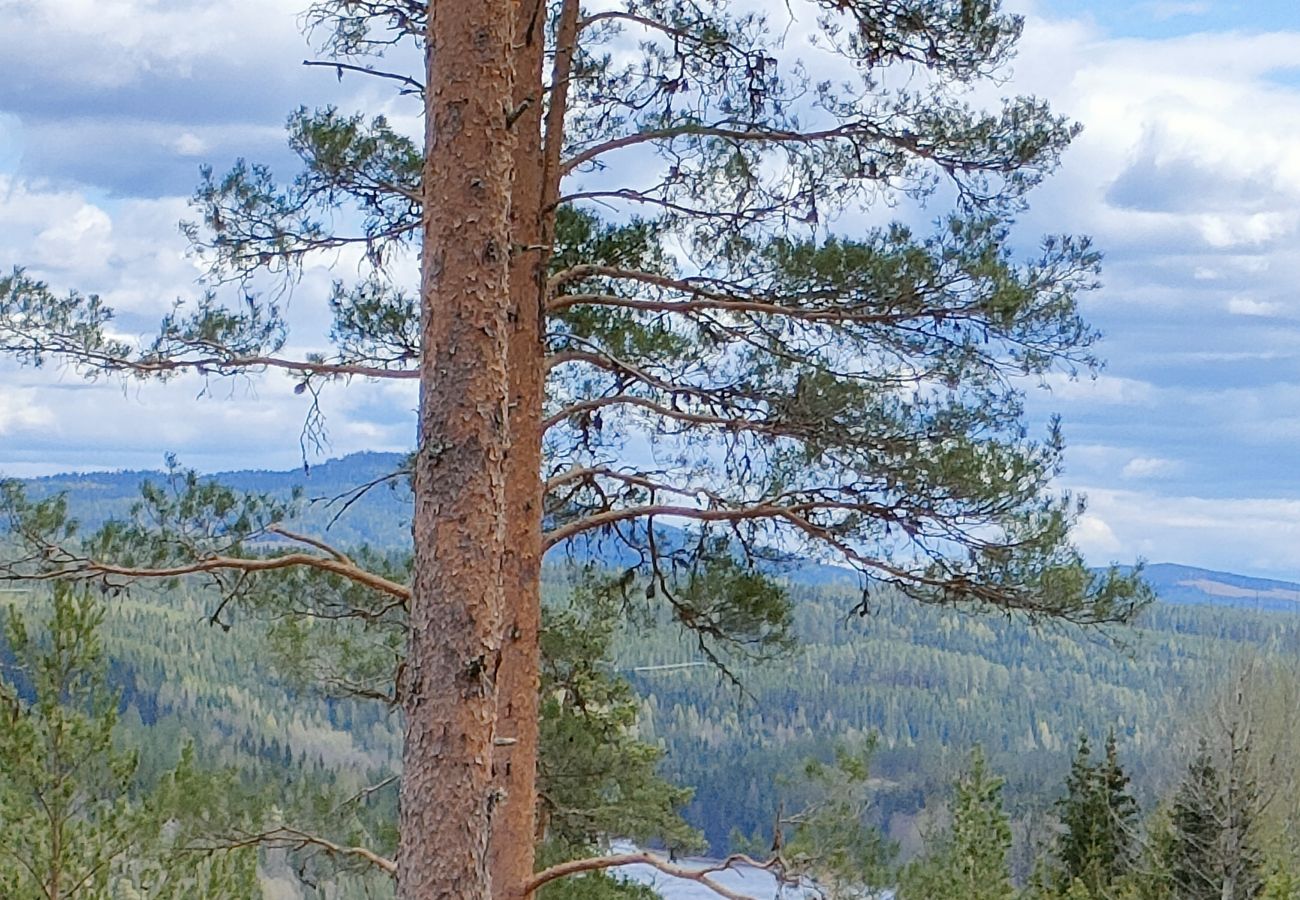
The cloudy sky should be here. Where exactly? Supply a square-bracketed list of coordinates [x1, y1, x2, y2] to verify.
[1, 0, 1299, 577]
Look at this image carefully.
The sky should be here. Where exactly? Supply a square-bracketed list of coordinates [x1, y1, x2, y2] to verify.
[1, 0, 1299, 577]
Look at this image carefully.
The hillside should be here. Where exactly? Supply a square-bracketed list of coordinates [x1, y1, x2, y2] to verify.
[9, 453, 1300, 871]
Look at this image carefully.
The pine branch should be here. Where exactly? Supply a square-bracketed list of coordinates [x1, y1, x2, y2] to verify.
[268, 524, 356, 566]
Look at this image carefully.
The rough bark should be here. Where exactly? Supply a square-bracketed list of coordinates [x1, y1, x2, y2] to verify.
[489, 0, 547, 896]
[399, 1, 516, 898]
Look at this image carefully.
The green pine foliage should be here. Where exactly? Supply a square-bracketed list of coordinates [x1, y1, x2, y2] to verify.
[0, 0, 1154, 686]
[898, 746, 1014, 900]
[727, 739, 896, 900]
[781, 743, 897, 897]
[537, 581, 703, 900]
[0, 0, 1167, 887]
[0, 583, 258, 898]
[539, 587, 701, 853]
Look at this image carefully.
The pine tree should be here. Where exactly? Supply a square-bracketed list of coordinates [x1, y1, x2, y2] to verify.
[0, 1, 1154, 897]
[771, 741, 896, 900]
[0, 584, 258, 898]
[899, 746, 1014, 900]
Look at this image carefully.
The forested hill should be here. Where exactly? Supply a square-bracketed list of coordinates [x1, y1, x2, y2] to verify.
[18, 452, 414, 550]
[15, 452, 1300, 610]
[1134, 563, 1300, 611]
[11, 453, 1300, 871]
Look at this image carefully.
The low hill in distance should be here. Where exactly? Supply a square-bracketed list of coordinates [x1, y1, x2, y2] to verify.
[1135, 562, 1300, 610]
[15, 452, 1300, 609]
[17, 451, 414, 550]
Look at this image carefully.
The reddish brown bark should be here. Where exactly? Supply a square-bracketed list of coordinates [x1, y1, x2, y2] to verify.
[486, 1, 585, 895]
[487, 4, 582, 895]
[541, 0, 581, 234]
[489, 0, 547, 896]
[400, 0, 517, 898]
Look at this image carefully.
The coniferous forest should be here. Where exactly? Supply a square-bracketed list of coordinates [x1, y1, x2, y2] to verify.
[4, 458, 1300, 896]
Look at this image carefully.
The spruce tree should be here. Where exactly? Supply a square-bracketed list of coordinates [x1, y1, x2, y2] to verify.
[1171, 741, 1224, 900]
[1170, 737, 1264, 900]
[0, 1, 1153, 896]
[1054, 730, 1138, 896]
[1100, 730, 1141, 877]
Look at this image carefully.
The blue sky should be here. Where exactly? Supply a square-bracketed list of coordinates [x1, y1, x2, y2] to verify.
[1, 0, 1299, 577]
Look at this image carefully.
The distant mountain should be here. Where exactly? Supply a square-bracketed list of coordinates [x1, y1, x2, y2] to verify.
[1132, 563, 1300, 612]
[13, 453, 1300, 608]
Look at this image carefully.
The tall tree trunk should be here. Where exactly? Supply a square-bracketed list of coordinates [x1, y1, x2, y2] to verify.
[400, 1, 516, 898]
[490, 2, 579, 895]
[490, 0, 547, 896]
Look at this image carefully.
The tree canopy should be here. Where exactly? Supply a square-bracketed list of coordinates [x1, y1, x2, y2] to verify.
[0, 1, 1151, 898]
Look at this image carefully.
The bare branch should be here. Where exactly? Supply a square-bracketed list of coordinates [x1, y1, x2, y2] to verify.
[545, 466, 712, 499]
[130, 353, 417, 380]
[268, 524, 356, 566]
[302, 59, 425, 96]
[544, 394, 771, 435]
[561, 122, 882, 177]
[526, 850, 776, 900]
[0, 329, 418, 380]
[5, 551, 411, 603]
[204, 827, 396, 877]
[544, 503, 790, 550]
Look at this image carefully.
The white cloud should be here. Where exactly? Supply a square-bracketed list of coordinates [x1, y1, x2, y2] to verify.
[172, 132, 207, 157]
[0, 177, 205, 313]
[32, 203, 114, 271]
[0, 365, 411, 476]
[1073, 513, 1123, 557]
[1197, 212, 1299, 249]
[1007, 20, 1300, 326]
[0, 0, 306, 92]
[0, 0, 1297, 584]
[1226, 296, 1284, 317]
[1044, 374, 1157, 405]
[1074, 489, 1300, 578]
[1121, 456, 1183, 479]
[0, 388, 53, 434]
